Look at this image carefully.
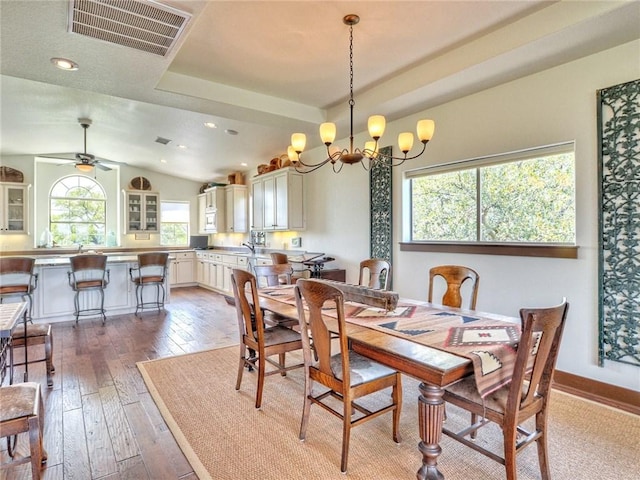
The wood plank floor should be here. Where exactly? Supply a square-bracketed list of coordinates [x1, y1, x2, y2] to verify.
[1, 287, 238, 480]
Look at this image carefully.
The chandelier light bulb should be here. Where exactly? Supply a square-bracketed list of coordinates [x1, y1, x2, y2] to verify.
[287, 145, 299, 163]
[367, 115, 386, 140]
[398, 132, 414, 154]
[417, 119, 435, 143]
[364, 141, 378, 158]
[291, 133, 307, 154]
[319, 123, 337, 145]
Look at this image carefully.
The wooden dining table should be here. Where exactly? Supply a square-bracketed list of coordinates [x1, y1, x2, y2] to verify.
[256, 284, 521, 480]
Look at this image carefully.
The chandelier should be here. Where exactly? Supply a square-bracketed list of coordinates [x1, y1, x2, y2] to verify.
[287, 14, 435, 173]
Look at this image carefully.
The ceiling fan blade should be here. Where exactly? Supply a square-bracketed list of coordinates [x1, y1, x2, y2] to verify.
[38, 153, 76, 161]
[95, 156, 128, 166]
[96, 163, 112, 171]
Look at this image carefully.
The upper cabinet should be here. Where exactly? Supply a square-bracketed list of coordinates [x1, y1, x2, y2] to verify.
[124, 191, 159, 233]
[224, 185, 247, 233]
[0, 183, 29, 234]
[251, 168, 304, 231]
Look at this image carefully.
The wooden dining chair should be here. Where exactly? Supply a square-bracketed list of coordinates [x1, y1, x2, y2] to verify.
[442, 299, 569, 480]
[294, 278, 402, 473]
[358, 258, 391, 290]
[428, 265, 479, 309]
[269, 252, 289, 265]
[0, 382, 47, 479]
[0, 257, 55, 386]
[253, 263, 293, 287]
[230, 269, 303, 409]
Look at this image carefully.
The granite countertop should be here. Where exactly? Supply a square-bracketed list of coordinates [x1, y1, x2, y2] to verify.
[33, 254, 176, 267]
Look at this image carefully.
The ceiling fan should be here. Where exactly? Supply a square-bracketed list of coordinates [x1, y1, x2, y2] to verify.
[40, 118, 127, 172]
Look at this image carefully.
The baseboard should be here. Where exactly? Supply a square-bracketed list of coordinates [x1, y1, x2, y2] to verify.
[553, 370, 640, 415]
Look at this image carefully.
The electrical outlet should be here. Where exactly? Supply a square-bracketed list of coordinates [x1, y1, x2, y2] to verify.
[291, 237, 302, 248]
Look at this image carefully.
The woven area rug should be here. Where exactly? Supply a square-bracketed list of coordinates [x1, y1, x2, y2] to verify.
[137, 347, 639, 480]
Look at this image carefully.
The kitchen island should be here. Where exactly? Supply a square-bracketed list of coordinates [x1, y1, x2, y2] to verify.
[30, 253, 173, 324]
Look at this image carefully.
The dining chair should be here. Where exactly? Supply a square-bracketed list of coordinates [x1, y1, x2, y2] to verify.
[0, 257, 54, 386]
[428, 265, 479, 309]
[442, 299, 569, 480]
[0, 382, 47, 479]
[253, 263, 293, 287]
[230, 268, 303, 409]
[129, 252, 169, 316]
[358, 258, 391, 290]
[294, 278, 402, 473]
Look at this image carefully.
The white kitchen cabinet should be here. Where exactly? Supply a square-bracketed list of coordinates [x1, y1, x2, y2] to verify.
[195, 251, 207, 284]
[203, 187, 226, 233]
[224, 185, 247, 233]
[169, 251, 195, 286]
[0, 183, 29, 234]
[124, 191, 160, 233]
[250, 168, 304, 231]
[197, 193, 207, 234]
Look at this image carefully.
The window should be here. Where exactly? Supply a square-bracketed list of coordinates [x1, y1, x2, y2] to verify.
[161, 201, 189, 246]
[50, 175, 106, 246]
[408, 143, 576, 245]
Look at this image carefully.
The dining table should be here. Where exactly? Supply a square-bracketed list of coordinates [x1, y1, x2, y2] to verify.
[256, 282, 521, 480]
[0, 301, 28, 386]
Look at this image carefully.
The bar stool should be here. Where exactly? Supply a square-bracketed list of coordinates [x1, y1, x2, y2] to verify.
[0, 257, 54, 386]
[129, 252, 169, 316]
[68, 254, 110, 325]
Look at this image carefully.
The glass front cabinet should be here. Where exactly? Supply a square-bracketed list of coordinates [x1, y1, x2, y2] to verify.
[0, 183, 29, 234]
[124, 191, 160, 233]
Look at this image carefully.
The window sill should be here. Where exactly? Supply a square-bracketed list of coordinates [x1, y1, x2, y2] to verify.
[399, 242, 578, 259]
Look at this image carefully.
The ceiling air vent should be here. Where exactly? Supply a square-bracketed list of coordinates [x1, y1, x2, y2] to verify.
[68, 0, 191, 56]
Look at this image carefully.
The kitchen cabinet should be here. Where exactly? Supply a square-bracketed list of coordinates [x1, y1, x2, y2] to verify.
[224, 185, 247, 233]
[250, 168, 304, 231]
[197, 194, 207, 234]
[196, 251, 249, 294]
[0, 183, 29, 233]
[169, 251, 195, 286]
[124, 191, 160, 233]
[202, 187, 225, 233]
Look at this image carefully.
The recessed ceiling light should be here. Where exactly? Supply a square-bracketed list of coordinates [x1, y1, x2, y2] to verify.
[51, 57, 78, 71]
[240, 162, 248, 167]
[177, 144, 187, 149]
[204, 122, 217, 129]
[225, 129, 238, 136]
[160, 159, 167, 163]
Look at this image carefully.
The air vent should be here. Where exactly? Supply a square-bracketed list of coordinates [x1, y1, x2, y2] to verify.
[155, 136, 171, 145]
[68, 0, 191, 56]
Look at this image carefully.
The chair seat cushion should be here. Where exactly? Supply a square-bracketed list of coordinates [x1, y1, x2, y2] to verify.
[0, 382, 40, 422]
[329, 351, 397, 386]
[263, 326, 301, 346]
[11, 323, 51, 338]
[0, 285, 30, 295]
[134, 276, 163, 284]
[444, 376, 540, 415]
[74, 279, 106, 289]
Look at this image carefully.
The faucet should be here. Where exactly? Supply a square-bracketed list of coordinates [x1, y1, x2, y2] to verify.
[77, 244, 83, 253]
[242, 242, 256, 254]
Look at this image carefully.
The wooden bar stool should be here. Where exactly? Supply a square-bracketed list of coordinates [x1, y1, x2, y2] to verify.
[0, 382, 47, 479]
[0, 258, 54, 386]
[129, 252, 169, 316]
[68, 254, 110, 325]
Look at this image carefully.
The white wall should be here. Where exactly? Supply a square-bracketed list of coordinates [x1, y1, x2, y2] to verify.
[298, 40, 640, 392]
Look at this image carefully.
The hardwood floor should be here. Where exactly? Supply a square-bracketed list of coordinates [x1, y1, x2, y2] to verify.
[1, 287, 238, 480]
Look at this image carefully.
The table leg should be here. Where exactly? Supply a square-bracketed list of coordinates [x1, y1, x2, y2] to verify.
[416, 382, 445, 480]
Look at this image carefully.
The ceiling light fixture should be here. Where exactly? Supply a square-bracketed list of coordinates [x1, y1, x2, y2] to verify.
[51, 57, 79, 71]
[288, 14, 435, 173]
[204, 122, 218, 129]
[75, 163, 94, 173]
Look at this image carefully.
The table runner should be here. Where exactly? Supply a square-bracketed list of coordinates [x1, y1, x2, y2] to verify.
[260, 286, 521, 397]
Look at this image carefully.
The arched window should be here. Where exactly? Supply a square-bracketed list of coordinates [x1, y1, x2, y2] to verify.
[50, 175, 106, 246]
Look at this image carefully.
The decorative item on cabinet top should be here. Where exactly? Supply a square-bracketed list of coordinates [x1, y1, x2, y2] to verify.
[227, 172, 245, 185]
[0, 166, 24, 183]
[199, 181, 228, 194]
[129, 176, 151, 190]
[257, 154, 291, 176]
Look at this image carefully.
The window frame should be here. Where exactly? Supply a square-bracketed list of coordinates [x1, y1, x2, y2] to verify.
[160, 200, 190, 247]
[49, 175, 107, 247]
[402, 142, 578, 259]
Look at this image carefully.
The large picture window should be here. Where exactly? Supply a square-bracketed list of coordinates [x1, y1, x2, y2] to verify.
[50, 175, 106, 246]
[408, 143, 576, 245]
[161, 201, 189, 246]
